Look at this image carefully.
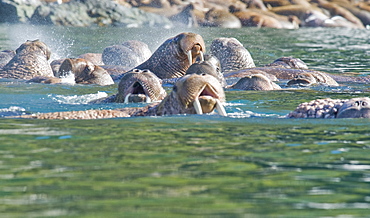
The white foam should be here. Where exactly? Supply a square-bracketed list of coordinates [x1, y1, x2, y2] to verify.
[0, 106, 26, 112]
[49, 92, 108, 105]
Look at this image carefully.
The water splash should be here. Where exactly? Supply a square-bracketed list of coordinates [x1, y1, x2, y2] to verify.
[49, 91, 108, 105]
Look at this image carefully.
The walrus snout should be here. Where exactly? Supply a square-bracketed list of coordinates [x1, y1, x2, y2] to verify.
[337, 98, 370, 118]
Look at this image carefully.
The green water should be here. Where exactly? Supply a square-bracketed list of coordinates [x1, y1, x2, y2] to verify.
[1, 24, 370, 217]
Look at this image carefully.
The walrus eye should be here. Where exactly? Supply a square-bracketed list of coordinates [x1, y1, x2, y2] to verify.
[362, 101, 367, 106]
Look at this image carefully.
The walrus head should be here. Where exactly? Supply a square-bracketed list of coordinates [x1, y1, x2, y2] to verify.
[337, 97, 370, 118]
[57, 58, 114, 86]
[230, 73, 281, 90]
[135, 32, 206, 79]
[287, 72, 317, 86]
[154, 73, 227, 116]
[15, 39, 51, 60]
[116, 69, 167, 103]
[210, 37, 255, 73]
[185, 55, 226, 87]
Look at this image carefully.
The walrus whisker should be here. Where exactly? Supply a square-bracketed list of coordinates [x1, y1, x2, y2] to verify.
[215, 99, 227, 116]
[124, 93, 131, 104]
[193, 97, 203, 115]
[187, 50, 193, 66]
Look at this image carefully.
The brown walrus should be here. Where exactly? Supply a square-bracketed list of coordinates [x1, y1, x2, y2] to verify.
[56, 58, 114, 86]
[93, 69, 167, 104]
[0, 39, 54, 80]
[16, 73, 227, 119]
[202, 7, 242, 28]
[287, 97, 370, 118]
[210, 37, 255, 73]
[133, 32, 206, 79]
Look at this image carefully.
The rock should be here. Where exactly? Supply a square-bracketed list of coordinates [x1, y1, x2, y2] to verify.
[1, 0, 173, 27]
[0, 0, 41, 23]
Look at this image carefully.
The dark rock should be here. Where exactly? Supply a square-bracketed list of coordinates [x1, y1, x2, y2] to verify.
[1, 0, 173, 27]
[0, 0, 41, 23]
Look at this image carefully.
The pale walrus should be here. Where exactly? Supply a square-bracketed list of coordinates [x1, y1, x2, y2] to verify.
[102, 40, 152, 68]
[133, 32, 206, 79]
[209, 37, 255, 73]
[0, 50, 16, 68]
[287, 97, 370, 118]
[0, 39, 54, 80]
[16, 73, 227, 119]
[227, 73, 281, 90]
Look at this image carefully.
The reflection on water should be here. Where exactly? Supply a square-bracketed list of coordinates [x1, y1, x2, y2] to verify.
[0, 24, 370, 217]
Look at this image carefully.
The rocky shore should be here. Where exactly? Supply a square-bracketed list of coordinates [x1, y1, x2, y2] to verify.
[0, 0, 369, 28]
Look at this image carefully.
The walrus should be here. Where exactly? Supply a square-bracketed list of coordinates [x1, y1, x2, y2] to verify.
[312, 0, 365, 29]
[227, 73, 281, 90]
[202, 7, 242, 28]
[56, 58, 114, 86]
[287, 97, 370, 118]
[0, 50, 16, 68]
[94, 69, 167, 104]
[15, 73, 227, 119]
[0, 39, 54, 80]
[185, 55, 226, 87]
[209, 37, 255, 73]
[102, 40, 151, 68]
[77, 53, 104, 65]
[133, 32, 206, 79]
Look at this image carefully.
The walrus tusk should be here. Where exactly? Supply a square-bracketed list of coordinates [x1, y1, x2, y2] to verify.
[193, 97, 203, 115]
[199, 51, 204, 61]
[215, 99, 227, 116]
[145, 95, 151, 103]
[187, 50, 193, 65]
[124, 93, 131, 104]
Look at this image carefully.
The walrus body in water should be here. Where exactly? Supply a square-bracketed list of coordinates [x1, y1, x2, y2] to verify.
[0, 39, 53, 80]
[287, 97, 370, 118]
[16, 74, 227, 119]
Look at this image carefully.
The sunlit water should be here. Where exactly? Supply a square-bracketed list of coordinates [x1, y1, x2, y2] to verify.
[1, 24, 370, 217]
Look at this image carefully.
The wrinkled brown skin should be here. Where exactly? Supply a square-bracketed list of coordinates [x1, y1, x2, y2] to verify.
[287, 97, 370, 118]
[228, 73, 281, 90]
[0, 40, 53, 80]
[102, 40, 151, 68]
[57, 58, 114, 86]
[16, 73, 225, 119]
[210, 37, 255, 73]
[115, 69, 167, 103]
[134, 32, 206, 79]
